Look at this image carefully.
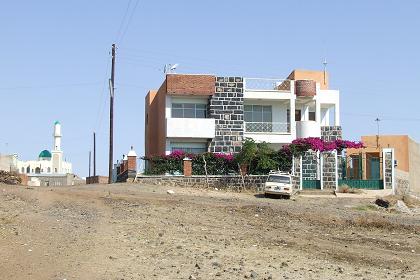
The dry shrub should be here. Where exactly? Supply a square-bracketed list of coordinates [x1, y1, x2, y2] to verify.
[338, 185, 363, 194]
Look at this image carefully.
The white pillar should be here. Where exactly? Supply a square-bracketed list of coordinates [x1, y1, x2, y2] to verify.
[290, 98, 296, 137]
[334, 103, 340, 126]
[323, 107, 330, 126]
[302, 105, 309, 121]
[315, 99, 321, 124]
[334, 150, 339, 192]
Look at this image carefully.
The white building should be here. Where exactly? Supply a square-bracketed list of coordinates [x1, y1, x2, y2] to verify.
[16, 121, 72, 175]
[145, 69, 341, 157]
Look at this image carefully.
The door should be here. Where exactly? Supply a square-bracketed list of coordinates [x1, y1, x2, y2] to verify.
[370, 157, 380, 179]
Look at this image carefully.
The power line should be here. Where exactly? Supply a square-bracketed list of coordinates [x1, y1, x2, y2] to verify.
[117, 0, 141, 45]
[0, 81, 102, 90]
[115, 0, 133, 42]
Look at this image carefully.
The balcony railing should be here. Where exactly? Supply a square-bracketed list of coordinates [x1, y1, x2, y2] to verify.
[244, 78, 291, 91]
[244, 122, 290, 134]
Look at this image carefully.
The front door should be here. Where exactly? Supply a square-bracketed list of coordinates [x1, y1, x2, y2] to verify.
[370, 157, 380, 179]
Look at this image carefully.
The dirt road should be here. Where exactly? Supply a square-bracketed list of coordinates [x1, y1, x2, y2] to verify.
[0, 183, 419, 280]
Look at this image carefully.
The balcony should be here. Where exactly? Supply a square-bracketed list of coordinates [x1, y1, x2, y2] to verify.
[244, 122, 290, 134]
[244, 78, 291, 91]
[166, 118, 215, 139]
[296, 121, 320, 138]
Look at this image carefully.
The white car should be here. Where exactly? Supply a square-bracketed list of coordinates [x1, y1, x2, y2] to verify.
[264, 172, 293, 198]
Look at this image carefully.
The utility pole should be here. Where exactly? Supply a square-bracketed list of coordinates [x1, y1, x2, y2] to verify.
[375, 117, 381, 148]
[108, 43, 116, 184]
[93, 132, 96, 177]
[88, 151, 91, 178]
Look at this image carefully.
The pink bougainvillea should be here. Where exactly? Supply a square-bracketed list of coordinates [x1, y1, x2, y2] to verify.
[284, 137, 365, 155]
[213, 153, 235, 161]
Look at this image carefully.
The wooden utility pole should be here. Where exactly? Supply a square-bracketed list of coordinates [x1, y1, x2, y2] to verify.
[93, 132, 96, 177]
[108, 44, 116, 184]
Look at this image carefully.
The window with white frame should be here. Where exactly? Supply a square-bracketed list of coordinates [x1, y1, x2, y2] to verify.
[172, 103, 207, 118]
[244, 105, 272, 122]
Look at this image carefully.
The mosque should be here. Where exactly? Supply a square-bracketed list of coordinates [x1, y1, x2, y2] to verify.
[16, 121, 72, 175]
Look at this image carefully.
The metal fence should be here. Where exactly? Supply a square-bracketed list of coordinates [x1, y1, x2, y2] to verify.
[244, 78, 291, 91]
[244, 122, 290, 133]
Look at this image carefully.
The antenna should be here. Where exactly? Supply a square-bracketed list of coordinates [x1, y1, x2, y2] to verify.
[164, 63, 179, 74]
[375, 117, 381, 148]
[322, 58, 328, 86]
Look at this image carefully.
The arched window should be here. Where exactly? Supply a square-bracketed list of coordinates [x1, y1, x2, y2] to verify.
[26, 166, 30, 173]
[47, 167, 51, 173]
[21, 167, 25, 173]
[35, 167, 41, 174]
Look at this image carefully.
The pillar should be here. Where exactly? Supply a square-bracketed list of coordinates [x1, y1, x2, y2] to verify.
[289, 98, 296, 137]
[183, 157, 192, 177]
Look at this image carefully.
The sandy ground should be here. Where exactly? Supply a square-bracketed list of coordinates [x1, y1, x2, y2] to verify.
[0, 183, 419, 280]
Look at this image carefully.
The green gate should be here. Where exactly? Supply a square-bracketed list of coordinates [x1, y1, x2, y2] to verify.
[302, 179, 321, 189]
[338, 179, 383, 189]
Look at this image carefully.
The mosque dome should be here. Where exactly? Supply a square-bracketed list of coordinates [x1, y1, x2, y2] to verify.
[39, 150, 52, 160]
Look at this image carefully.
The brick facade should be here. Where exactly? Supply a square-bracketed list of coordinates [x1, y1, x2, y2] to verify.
[208, 77, 244, 153]
[183, 159, 192, 177]
[166, 74, 215, 96]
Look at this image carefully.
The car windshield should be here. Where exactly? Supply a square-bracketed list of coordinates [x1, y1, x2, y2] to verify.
[267, 175, 290, 184]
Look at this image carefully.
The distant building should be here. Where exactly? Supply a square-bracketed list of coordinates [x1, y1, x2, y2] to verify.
[347, 135, 420, 196]
[16, 121, 72, 175]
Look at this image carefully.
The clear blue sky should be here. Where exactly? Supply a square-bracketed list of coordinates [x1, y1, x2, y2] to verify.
[1, 1, 419, 177]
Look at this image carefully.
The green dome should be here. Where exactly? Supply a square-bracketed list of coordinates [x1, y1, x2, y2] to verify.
[39, 150, 52, 159]
[54, 120, 60, 125]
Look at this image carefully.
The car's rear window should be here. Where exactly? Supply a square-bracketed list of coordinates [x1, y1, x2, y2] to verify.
[267, 175, 291, 184]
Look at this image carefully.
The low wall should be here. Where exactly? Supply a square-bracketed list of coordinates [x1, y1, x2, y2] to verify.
[86, 176, 108, 184]
[135, 175, 268, 191]
[396, 169, 410, 195]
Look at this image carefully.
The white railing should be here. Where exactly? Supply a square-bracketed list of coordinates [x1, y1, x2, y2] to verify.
[244, 78, 291, 91]
[244, 122, 290, 134]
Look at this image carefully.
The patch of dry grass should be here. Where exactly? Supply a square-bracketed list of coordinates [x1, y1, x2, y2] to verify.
[338, 185, 363, 194]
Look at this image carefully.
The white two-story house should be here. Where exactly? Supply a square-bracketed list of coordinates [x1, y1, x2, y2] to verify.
[145, 69, 341, 157]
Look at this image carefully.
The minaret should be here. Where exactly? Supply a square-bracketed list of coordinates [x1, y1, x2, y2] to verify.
[53, 121, 62, 151]
[51, 121, 63, 173]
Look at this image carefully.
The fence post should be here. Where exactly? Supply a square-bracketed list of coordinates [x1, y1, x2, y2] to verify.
[183, 157, 192, 177]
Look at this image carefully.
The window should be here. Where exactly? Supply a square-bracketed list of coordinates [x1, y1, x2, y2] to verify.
[172, 103, 207, 118]
[309, 112, 316, 121]
[171, 142, 207, 154]
[244, 105, 272, 122]
[295, 110, 302, 121]
[47, 167, 51, 173]
[21, 167, 25, 173]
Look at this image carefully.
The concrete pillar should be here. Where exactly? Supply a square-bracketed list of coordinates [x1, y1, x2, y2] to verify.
[289, 98, 295, 137]
[315, 99, 321, 124]
[334, 103, 340, 126]
[302, 105, 309, 121]
[183, 157, 192, 177]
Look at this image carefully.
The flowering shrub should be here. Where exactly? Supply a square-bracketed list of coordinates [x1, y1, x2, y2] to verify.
[143, 150, 236, 175]
[143, 138, 364, 175]
[286, 138, 364, 155]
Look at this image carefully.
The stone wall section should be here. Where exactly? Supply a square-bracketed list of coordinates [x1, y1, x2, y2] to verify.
[384, 152, 393, 189]
[321, 126, 342, 142]
[301, 151, 318, 180]
[208, 77, 244, 153]
[322, 152, 337, 189]
[292, 156, 301, 189]
[136, 175, 267, 192]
